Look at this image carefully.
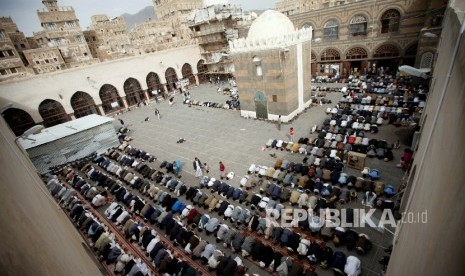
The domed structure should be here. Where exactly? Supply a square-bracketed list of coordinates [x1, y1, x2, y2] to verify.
[203, 0, 228, 7]
[247, 10, 295, 41]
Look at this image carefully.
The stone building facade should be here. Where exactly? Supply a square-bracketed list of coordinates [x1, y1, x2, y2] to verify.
[275, 0, 446, 77]
[0, 17, 32, 66]
[230, 10, 313, 121]
[188, 2, 253, 82]
[386, 1, 465, 275]
[34, 0, 97, 68]
[84, 15, 131, 61]
[0, 44, 203, 135]
[0, 20, 28, 81]
[152, 0, 204, 43]
[23, 47, 66, 74]
[128, 19, 197, 55]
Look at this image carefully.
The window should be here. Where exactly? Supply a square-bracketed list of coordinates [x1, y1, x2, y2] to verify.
[0, 69, 7, 75]
[349, 15, 367, 37]
[323, 20, 339, 40]
[374, 44, 400, 58]
[253, 56, 263, 76]
[381, 9, 400, 33]
[346, 47, 368, 60]
[20, 43, 25, 48]
[272, 95, 278, 102]
[66, 21, 75, 28]
[420, 52, 434, 69]
[75, 36, 83, 43]
[321, 48, 341, 61]
[54, 58, 58, 62]
[47, 23, 57, 31]
[35, 61, 40, 64]
[10, 68, 17, 74]
[0, 51, 4, 58]
[302, 23, 315, 39]
[45, 59, 50, 63]
[7, 50, 14, 56]
[0, 32, 5, 39]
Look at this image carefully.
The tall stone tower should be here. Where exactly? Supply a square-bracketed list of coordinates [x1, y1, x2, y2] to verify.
[230, 10, 313, 121]
[36, 0, 95, 67]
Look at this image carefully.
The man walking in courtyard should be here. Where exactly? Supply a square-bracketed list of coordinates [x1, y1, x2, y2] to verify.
[219, 161, 226, 180]
[277, 115, 282, 131]
[290, 127, 295, 142]
[154, 108, 160, 120]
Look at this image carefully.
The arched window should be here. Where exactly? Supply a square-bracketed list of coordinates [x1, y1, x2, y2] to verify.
[165, 67, 178, 92]
[252, 56, 263, 76]
[123, 78, 145, 106]
[349, 15, 367, 37]
[99, 84, 124, 113]
[38, 99, 70, 127]
[70, 91, 100, 118]
[346, 47, 368, 60]
[301, 23, 315, 39]
[197, 60, 208, 84]
[323, 20, 339, 40]
[146, 72, 164, 98]
[320, 48, 341, 61]
[420, 52, 434, 69]
[2, 108, 36, 136]
[381, 9, 400, 33]
[373, 44, 400, 58]
[181, 63, 196, 86]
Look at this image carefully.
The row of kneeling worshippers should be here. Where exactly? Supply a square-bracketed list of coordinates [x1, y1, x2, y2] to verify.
[73, 152, 365, 276]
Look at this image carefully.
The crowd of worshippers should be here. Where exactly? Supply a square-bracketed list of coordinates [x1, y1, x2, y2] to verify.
[45, 173, 200, 276]
[57, 142, 374, 276]
[184, 99, 240, 110]
[263, 90, 420, 163]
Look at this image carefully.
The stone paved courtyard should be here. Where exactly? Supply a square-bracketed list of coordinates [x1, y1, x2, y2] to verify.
[113, 84, 413, 275]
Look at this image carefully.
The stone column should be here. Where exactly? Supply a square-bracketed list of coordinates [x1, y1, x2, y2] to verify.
[144, 90, 151, 102]
[194, 75, 199, 86]
[97, 105, 105, 115]
[121, 97, 129, 109]
[69, 114, 76, 120]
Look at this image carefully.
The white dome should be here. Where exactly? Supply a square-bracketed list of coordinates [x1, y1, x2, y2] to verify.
[247, 10, 295, 41]
[203, 0, 228, 7]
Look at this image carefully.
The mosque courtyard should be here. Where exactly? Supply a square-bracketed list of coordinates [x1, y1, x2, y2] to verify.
[112, 83, 411, 275]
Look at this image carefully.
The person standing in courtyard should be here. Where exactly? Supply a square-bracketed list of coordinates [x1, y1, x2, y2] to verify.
[153, 89, 159, 103]
[289, 127, 295, 142]
[277, 115, 282, 131]
[193, 157, 203, 178]
[154, 108, 160, 120]
[219, 161, 226, 180]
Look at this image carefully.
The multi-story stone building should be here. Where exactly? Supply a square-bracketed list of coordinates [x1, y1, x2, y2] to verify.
[35, 0, 97, 68]
[0, 20, 28, 81]
[188, 1, 254, 82]
[275, 0, 446, 78]
[84, 15, 131, 61]
[128, 19, 193, 55]
[23, 48, 66, 74]
[0, 17, 32, 66]
[152, 0, 203, 43]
